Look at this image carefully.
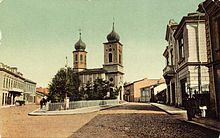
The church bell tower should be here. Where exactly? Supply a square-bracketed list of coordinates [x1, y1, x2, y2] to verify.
[103, 23, 124, 100]
[73, 32, 87, 72]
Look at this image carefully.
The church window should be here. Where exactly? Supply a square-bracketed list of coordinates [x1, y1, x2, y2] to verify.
[109, 77, 113, 82]
[109, 53, 112, 63]
[109, 48, 112, 51]
[80, 54, 83, 62]
[75, 54, 78, 62]
[119, 54, 122, 64]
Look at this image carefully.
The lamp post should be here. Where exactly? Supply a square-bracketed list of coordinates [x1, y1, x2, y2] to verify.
[64, 56, 69, 110]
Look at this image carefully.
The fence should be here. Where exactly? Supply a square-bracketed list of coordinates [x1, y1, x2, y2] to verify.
[48, 99, 119, 111]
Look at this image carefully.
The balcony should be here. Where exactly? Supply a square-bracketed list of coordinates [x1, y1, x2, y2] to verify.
[163, 65, 175, 80]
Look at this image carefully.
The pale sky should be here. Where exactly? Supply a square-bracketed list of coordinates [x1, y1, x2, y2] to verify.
[0, 0, 203, 87]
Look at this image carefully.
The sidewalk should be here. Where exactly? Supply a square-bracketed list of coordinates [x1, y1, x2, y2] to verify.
[151, 103, 220, 133]
[28, 104, 122, 116]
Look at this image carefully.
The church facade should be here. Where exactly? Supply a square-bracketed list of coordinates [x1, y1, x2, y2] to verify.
[72, 24, 124, 100]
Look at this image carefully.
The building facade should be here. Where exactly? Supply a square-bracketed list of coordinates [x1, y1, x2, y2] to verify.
[163, 12, 210, 107]
[0, 63, 36, 107]
[163, 19, 178, 105]
[198, 0, 220, 119]
[24, 79, 36, 104]
[35, 87, 49, 105]
[123, 78, 164, 102]
[72, 24, 124, 100]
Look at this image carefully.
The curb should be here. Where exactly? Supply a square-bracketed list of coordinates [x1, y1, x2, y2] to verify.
[183, 120, 220, 134]
[151, 103, 186, 115]
[151, 103, 220, 134]
[28, 104, 123, 116]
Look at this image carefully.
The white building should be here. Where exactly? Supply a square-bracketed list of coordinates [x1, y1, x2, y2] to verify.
[0, 63, 36, 106]
[163, 19, 178, 105]
[163, 12, 210, 107]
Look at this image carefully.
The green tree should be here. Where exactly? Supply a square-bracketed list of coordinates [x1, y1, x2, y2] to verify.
[93, 79, 109, 99]
[81, 78, 120, 100]
[48, 67, 80, 102]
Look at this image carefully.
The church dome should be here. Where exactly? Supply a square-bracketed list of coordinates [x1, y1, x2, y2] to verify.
[107, 23, 120, 42]
[75, 33, 86, 51]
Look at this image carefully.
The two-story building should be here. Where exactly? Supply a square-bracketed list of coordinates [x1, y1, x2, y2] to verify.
[0, 63, 36, 107]
[163, 12, 210, 107]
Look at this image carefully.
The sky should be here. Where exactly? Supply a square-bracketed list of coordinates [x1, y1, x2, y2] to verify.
[0, 0, 204, 87]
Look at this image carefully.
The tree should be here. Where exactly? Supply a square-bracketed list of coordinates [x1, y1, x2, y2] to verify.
[48, 67, 80, 102]
[81, 78, 118, 100]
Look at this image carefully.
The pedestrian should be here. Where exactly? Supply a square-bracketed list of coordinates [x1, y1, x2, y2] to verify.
[40, 98, 44, 109]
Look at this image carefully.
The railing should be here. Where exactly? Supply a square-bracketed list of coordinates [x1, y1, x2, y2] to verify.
[48, 99, 119, 111]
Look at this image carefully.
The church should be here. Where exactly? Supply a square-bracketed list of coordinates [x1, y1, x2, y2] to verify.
[72, 23, 124, 100]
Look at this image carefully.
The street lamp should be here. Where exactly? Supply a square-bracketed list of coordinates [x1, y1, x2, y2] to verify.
[64, 56, 69, 110]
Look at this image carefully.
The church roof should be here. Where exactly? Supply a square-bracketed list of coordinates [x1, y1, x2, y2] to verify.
[78, 68, 107, 75]
[75, 32, 86, 51]
[107, 22, 120, 42]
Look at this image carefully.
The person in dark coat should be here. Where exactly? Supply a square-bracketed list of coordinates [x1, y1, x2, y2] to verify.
[40, 97, 47, 109]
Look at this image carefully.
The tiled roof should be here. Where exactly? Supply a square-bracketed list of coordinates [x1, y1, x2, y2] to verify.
[36, 87, 49, 95]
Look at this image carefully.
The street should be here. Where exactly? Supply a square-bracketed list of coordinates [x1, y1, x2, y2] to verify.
[0, 103, 219, 138]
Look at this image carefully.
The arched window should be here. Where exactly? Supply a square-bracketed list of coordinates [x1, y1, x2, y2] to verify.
[119, 54, 122, 64]
[109, 53, 112, 63]
[75, 54, 78, 62]
[80, 54, 83, 62]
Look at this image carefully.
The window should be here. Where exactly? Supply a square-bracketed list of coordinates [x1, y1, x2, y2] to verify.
[85, 55, 86, 63]
[170, 49, 174, 65]
[6, 78, 8, 88]
[80, 54, 83, 62]
[3, 77, 5, 88]
[109, 53, 112, 63]
[178, 37, 184, 61]
[75, 54, 78, 62]
[119, 54, 122, 64]
[109, 77, 113, 82]
[166, 56, 169, 66]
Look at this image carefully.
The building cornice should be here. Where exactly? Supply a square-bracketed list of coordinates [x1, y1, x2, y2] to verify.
[176, 62, 208, 73]
[174, 15, 206, 39]
[0, 68, 25, 80]
[198, 0, 220, 17]
[103, 41, 123, 46]
[103, 63, 123, 68]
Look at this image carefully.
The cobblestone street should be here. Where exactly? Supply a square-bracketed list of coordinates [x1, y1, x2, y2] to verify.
[0, 103, 219, 138]
[71, 103, 219, 138]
